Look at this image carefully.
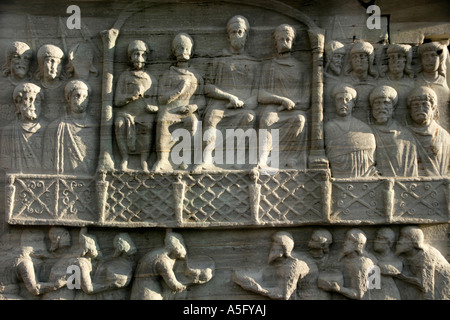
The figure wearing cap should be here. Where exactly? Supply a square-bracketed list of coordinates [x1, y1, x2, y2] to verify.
[114, 40, 159, 172]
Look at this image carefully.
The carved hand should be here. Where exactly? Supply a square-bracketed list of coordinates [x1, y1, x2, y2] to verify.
[179, 104, 197, 115]
[278, 98, 295, 112]
[145, 104, 159, 113]
[227, 96, 244, 109]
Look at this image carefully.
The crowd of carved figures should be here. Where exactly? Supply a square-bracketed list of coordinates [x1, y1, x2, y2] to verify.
[0, 14, 448, 177]
[0, 226, 449, 300]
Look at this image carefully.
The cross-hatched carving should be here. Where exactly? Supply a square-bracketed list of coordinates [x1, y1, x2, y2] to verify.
[258, 170, 323, 224]
[105, 171, 176, 223]
[183, 173, 252, 224]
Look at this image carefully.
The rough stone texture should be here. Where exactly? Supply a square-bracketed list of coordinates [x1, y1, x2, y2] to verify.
[0, 0, 449, 300]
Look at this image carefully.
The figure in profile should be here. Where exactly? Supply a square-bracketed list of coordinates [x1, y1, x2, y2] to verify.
[114, 40, 158, 172]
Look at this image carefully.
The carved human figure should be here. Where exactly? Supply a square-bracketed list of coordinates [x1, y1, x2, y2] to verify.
[407, 86, 450, 176]
[395, 226, 450, 300]
[153, 33, 205, 172]
[297, 229, 333, 300]
[35, 44, 66, 120]
[131, 231, 213, 300]
[43, 79, 99, 175]
[0, 230, 65, 300]
[319, 228, 377, 300]
[372, 227, 402, 300]
[114, 40, 158, 172]
[258, 24, 311, 170]
[2, 41, 33, 85]
[344, 41, 378, 122]
[195, 15, 260, 171]
[324, 40, 346, 121]
[378, 44, 415, 125]
[76, 233, 136, 300]
[0, 82, 47, 172]
[369, 85, 418, 177]
[416, 42, 449, 130]
[325, 83, 377, 178]
[233, 231, 310, 300]
[67, 42, 98, 81]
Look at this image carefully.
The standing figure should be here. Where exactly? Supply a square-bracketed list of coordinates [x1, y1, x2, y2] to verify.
[325, 83, 377, 178]
[372, 227, 402, 300]
[324, 40, 346, 121]
[378, 44, 415, 125]
[258, 24, 311, 170]
[153, 33, 205, 172]
[195, 15, 260, 171]
[35, 44, 66, 120]
[114, 40, 158, 172]
[407, 86, 450, 176]
[416, 42, 449, 130]
[131, 231, 213, 300]
[369, 85, 418, 177]
[233, 231, 309, 300]
[319, 228, 377, 300]
[43, 79, 99, 175]
[0, 83, 47, 172]
[395, 226, 450, 300]
[343, 41, 378, 123]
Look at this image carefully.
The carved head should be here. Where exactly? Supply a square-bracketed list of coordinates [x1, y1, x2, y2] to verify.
[165, 231, 187, 259]
[273, 24, 296, 55]
[36, 44, 65, 82]
[127, 40, 149, 70]
[370, 85, 398, 125]
[113, 233, 137, 257]
[374, 227, 396, 253]
[67, 42, 98, 80]
[308, 229, 333, 257]
[172, 33, 193, 62]
[325, 41, 346, 76]
[13, 82, 43, 122]
[226, 15, 249, 52]
[395, 226, 425, 255]
[407, 86, 438, 126]
[418, 41, 446, 76]
[343, 228, 367, 256]
[346, 41, 378, 78]
[48, 227, 71, 252]
[79, 228, 102, 259]
[332, 83, 357, 118]
[269, 231, 294, 263]
[65, 79, 90, 115]
[2, 41, 32, 81]
[384, 43, 413, 78]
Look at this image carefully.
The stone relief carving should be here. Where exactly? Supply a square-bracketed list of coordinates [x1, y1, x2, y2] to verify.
[0, 0, 448, 301]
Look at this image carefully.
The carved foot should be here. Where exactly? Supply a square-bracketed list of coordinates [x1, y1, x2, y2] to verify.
[152, 159, 173, 173]
[120, 159, 129, 171]
[191, 162, 221, 173]
[141, 160, 149, 172]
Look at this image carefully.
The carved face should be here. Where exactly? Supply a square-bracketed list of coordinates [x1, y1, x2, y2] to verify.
[130, 49, 147, 70]
[373, 233, 390, 253]
[421, 51, 440, 73]
[334, 92, 354, 117]
[388, 52, 406, 75]
[371, 96, 394, 124]
[68, 88, 89, 114]
[173, 40, 192, 62]
[228, 25, 247, 51]
[275, 31, 294, 54]
[43, 56, 62, 80]
[395, 234, 414, 255]
[409, 96, 435, 125]
[10, 48, 32, 79]
[329, 53, 344, 75]
[15, 91, 41, 121]
[351, 52, 369, 73]
[268, 240, 284, 263]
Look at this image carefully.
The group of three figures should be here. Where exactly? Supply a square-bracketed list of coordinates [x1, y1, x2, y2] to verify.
[115, 15, 310, 173]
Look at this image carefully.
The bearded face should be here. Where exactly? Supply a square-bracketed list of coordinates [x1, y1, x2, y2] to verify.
[10, 50, 32, 79]
[372, 97, 394, 125]
[69, 88, 89, 114]
[228, 26, 247, 52]
[16, 91, 41, 122]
